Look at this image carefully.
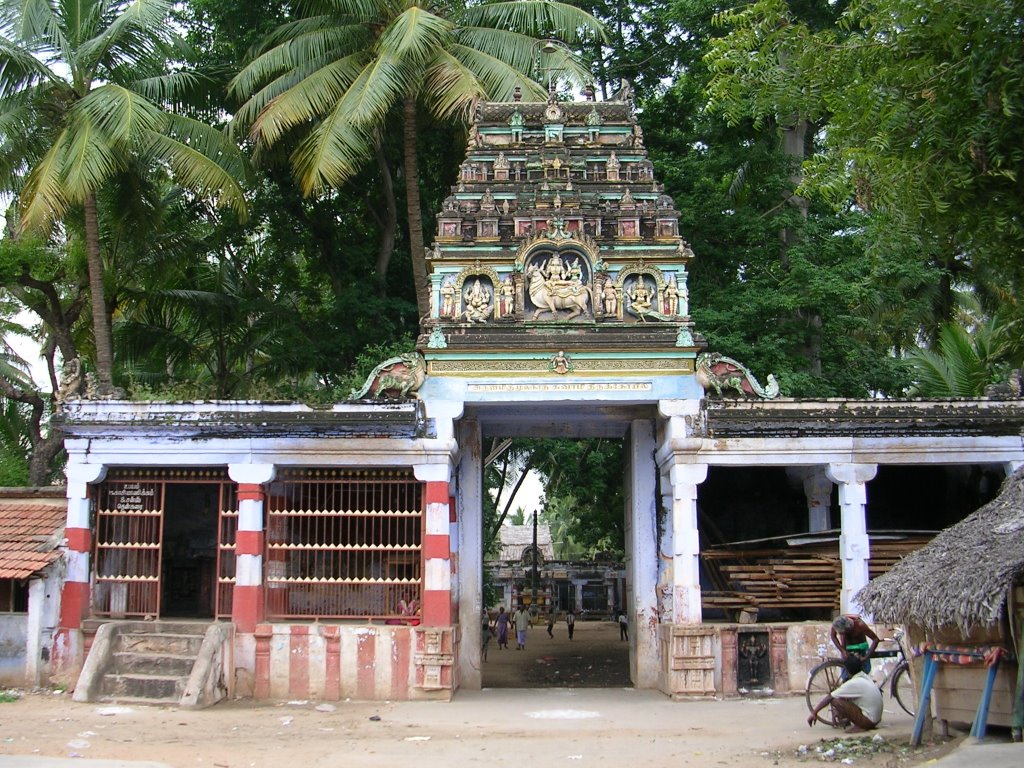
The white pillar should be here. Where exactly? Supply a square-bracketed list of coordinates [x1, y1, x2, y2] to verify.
[626, 419, 659, 688]
[455, 417, 483, 688]
[668, 462, 708, 624]
[827, 463, 877, 615]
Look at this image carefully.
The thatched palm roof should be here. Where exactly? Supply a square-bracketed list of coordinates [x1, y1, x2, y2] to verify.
[857, 467, 1024, 633]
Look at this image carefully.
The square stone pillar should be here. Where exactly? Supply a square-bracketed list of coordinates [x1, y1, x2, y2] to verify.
[827, 463, 877, 615]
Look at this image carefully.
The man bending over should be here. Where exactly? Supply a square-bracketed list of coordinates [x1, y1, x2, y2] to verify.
[807, 656, 883, 733]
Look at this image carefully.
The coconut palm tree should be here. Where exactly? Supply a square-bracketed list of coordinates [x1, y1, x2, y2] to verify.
[230, 0, 605, 316]
[0, 0, 249, 392]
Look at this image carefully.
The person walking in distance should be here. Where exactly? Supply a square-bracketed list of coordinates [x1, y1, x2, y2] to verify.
[617, 609, 628, 641]
[513, 604, 531, 650]
[494, 606, 510, 650]
[546, 609, 555, 638]
[566, 608, 576, 640]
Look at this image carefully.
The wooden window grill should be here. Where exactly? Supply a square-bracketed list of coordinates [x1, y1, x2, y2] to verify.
[216, 485, 239, 619]
[264, 469, 423, 620]
[91, 469, 236, 619]
[93, 479, 164, 617]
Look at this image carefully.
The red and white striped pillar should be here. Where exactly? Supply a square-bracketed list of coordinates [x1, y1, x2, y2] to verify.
[415, 463, 454, 626]
[228, 463, 276, 633]
[54, 462, 107, 670]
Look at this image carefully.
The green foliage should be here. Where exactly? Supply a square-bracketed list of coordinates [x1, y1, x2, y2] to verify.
[704, 0, 1024, 285]
[905, 318, 1016, 398]
[525, 439, 625, 557]
[644, 86, 917, 395]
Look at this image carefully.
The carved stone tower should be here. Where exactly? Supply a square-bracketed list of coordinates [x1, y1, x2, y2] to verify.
[419, 84, 703, 382]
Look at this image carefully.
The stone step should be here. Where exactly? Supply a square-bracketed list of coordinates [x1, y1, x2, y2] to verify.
[111, 651, 195, 677]
[100, 672, 185, 702]
[94, 695, 180, 708]
[118, 632, 204, 656]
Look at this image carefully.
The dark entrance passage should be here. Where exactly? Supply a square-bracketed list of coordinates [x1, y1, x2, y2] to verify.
[161, 484, 222, 618]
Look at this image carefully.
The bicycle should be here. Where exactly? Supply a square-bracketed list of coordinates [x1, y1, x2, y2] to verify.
[805, 630, 916, 726]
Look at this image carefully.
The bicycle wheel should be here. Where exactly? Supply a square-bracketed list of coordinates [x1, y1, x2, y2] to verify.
[890, 661, 916, 717]
[806, 659, 848, 726]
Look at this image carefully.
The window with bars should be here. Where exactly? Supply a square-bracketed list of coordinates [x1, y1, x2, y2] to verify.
[264, 469, 423, 620]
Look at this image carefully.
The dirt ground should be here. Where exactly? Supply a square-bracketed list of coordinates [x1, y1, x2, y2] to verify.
[0, 622, 963, 768]
[482, 616, 630, 688]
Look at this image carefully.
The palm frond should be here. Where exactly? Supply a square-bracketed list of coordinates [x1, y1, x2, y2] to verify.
[77, 0, 176, 74]
[230, 22, 367, 103]
[457, 1, 608, 45]
[290, 104, 375, 194]
[379, 5, 451, 64]
[249, 53, 369, 145]
[0, 36, 59, 97]
[144, 115, 249, 220]
[74, 82, 166, 147]
[61, 111, 123, 202]
[18, 130, 71, 231]
[419, 50, 487, 120]
[128, 70, 209, 109]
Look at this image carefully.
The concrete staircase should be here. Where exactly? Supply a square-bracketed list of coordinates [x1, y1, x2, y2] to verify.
[74, 621, 233, 708]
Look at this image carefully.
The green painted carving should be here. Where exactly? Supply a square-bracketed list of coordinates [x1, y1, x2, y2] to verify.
[696, 352, 779, 399]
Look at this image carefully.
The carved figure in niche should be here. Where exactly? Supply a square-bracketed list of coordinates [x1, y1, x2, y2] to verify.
[601, 278, 618, 316]
[440, 278, 456, 318]
[628, 277, 653, 316]
[463, 278, 492, 323]
[525, 263, 592, 321]
[739, 636, 768, 683]
[501, 199, 510, 216]
[499, 275, 515, 317]
[665, 273, 680, 316]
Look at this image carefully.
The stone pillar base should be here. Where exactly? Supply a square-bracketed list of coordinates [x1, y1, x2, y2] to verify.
[658, 623, 717, 698]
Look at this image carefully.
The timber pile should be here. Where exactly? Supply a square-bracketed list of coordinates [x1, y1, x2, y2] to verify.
[701, 534, 932, 612]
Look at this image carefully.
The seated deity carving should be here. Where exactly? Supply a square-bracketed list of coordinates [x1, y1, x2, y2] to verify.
[463, 278, 492, 323]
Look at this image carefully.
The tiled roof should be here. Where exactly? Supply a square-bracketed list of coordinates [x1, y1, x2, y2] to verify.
[0, 498, 65, 579]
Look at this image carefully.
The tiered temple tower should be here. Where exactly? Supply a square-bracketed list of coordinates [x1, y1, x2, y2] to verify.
[418, 83, 703, 381]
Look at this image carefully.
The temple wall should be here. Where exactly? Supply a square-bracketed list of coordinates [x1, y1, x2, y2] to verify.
[246, 623, 456, 702]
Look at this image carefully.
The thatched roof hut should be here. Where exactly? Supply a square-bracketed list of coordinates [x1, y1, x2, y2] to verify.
[857, 467, 1024, 634]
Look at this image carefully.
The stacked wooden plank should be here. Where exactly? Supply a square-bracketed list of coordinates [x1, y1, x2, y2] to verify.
[701, 534, 933, 613]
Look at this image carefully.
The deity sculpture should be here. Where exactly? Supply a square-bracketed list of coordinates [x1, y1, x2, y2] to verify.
[665, 273, 679, 316]
[628, 278, 653, 317]
[463, 279, 492, 323]
[499, 275, 515, 317]
[440, 278, 456, 318]
[601, 278, 618, 317]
